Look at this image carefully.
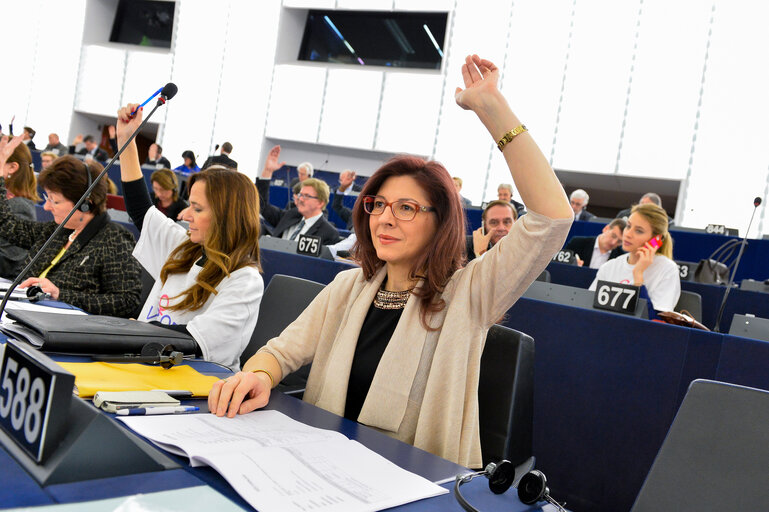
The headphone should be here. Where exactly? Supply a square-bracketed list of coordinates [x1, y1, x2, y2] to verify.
[453, 460, 565, 512]
[93, 342, 185, 369]
[79, 160, 93, 213]
[26, 285, 50, 302]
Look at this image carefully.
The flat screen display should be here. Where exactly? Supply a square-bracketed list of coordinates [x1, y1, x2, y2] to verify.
[109, 0, 175, 49]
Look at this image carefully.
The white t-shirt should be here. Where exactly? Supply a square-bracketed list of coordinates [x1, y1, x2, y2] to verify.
[589, 253, 681, 312]
[134, 208, 264, 370]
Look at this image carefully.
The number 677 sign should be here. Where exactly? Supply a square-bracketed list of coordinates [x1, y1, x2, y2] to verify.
[592, 280, 640, 315]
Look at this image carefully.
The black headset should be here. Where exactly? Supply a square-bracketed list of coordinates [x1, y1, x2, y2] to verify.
[79, 160, 93, 213]
[93, 342, 185, 369]
[453, 460, 565, 512]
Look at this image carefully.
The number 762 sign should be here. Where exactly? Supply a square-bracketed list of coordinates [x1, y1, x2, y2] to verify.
[592, 280, 640, 315]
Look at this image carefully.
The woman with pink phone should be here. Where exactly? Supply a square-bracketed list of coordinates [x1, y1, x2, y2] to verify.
[589, 204, 680, 312]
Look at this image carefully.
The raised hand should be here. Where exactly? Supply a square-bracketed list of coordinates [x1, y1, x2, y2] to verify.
[72, 134, 84, 145]
[115, 104, 143, 146]
[261, 145, 285, 178]
[338, 169, 356, 191]
[454, 54, 501, 112]
[0, 136, 23, 178]
[107, 125, 116, 138]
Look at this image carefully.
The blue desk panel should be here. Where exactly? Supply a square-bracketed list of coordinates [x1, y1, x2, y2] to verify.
[504, 297, 713, 512]
[714, 335, 769, 392]
[260, 248, 357, 286]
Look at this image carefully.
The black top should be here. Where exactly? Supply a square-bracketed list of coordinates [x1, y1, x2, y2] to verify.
[154, 196, 188, 221]
[344, 303, 403, 421]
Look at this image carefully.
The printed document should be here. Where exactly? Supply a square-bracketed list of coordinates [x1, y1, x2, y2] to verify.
[120, 409, 447, 512]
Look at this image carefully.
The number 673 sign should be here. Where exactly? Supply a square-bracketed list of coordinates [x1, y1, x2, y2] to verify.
[592, 280, 640, 315]
[0, 340, 74, 463]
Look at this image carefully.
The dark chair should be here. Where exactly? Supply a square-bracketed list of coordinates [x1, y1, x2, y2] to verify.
[536, 269, 551, 283]
[674, 290, 703, 322]
[240, 274, 325, 391]
[478, 324, 535, 482]
[632, 379, 769, 511]
[728, 314, 769, 342]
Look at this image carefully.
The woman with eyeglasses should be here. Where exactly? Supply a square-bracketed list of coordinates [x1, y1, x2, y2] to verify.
[210, 54, 573, 467]
[115, 105, 264, 371]
[0, 140, 142, 316]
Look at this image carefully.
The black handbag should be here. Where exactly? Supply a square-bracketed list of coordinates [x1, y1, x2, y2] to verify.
[693, 239, 742, 285]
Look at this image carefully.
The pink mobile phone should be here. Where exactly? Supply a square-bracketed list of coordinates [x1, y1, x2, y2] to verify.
[648, 235, 662, 249]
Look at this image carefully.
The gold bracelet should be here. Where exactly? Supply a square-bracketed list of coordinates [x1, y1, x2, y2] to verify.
[251, 369, 274, 388]
[497, 125, 528, 152]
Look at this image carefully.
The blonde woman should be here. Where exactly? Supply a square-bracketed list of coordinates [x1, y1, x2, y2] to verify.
[590, 203, 680, 312]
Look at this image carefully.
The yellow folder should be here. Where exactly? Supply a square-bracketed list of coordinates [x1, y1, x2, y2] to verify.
[57, 362, 220, 397]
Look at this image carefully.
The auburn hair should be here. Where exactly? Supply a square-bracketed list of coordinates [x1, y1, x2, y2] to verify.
[352, 155, 466, 330]
[39, 156, 106, 214]
[160, 166, 261, 311]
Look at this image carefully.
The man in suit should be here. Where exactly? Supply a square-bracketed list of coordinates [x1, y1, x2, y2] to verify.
[145, 143, 171, 168]
[43, 133, 68, 156]
[466, 200, 517, 261]
[616, 192, 663, 219]
[202, 142, 237, 169]
[69, 134, 108, 161]
[497, 183, 526, 218]
[21, 126, 36, 150]
[289, 161, 314, 190]
[570, 188, 596, 221]
[564, 218, 626, 269]
[258, 145, 340, 245]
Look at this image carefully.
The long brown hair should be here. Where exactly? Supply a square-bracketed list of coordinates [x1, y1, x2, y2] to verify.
[5, 140, 40, 202]
[352, 155, 466, 329]
[160, 166, 261, 311]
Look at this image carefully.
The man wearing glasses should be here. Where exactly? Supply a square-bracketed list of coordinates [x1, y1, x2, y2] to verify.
[258, 146, 341, 245]
[467, 200, 517, 261]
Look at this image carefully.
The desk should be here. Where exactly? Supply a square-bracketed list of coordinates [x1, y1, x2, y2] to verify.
[0, 353, 544, 510]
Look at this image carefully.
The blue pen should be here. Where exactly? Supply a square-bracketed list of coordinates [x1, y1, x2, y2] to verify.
[116, 406, 199, 416]
[130, 86, 164, 116]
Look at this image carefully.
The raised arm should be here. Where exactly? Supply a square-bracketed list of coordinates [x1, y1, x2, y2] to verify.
[115, 105, 153, 229]
[455, 55, 572, 220]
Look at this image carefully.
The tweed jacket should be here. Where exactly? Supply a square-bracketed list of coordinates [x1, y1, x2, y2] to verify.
[0, 182, 142, 317]
[260, 210, 572, 467]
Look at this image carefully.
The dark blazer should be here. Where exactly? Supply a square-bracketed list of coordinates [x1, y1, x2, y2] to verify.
[146, 156, 172, 169]
[575, 209, 596, 222]
[154, 196, 188, 221]
[203, 154, 238, 170]
[257, 179, 340, 245]
[0, 181, 141, 317]
[69, 145, 109, 162]
[511, 199, 526, 218]
[24, 140, 36, 151]
[564, 235, 624, 267]
[331, 192, 353, 230]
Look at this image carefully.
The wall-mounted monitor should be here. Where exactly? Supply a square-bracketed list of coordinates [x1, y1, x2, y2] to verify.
[298, 10, 448, 70]
[109, 0, 175, 49]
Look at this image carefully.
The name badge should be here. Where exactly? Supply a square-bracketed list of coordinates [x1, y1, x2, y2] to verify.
[552, 249, 578, 265]
[0, 340, 74, 463]
[296, 234, 322, 257]
[593, 280, 639, 315]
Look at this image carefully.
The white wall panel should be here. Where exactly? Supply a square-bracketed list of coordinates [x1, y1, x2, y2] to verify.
[25, 0, 86, 142]
[161, 2, 229, 171]
[122, 51, 173, 123]
[617, 0, 711, 179]
[0, 1, 38, 129]
[551, 0, 638, 174]
[75, 45, 126, 116]
[266, 65, 327, 143]
[336, 0, 392, 9]
[375, 73, 442, 156]
[489, 0, 574, 205]
[319, 69, 383, 149]
[213, 0, 282, 180]
[433, 0, 514, 206]
[283, 0, 335, 8]
[680, 1, 769, 237]
[393, 0, 453, 11]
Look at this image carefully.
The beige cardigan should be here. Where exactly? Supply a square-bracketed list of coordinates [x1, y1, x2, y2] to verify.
[259, 210, 572, 467]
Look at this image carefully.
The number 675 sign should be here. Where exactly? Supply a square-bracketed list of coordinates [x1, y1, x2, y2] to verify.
[592, 280, 640, 315]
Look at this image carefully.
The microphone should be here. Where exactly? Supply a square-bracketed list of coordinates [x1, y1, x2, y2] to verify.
[713, 197, 762, 332]
[0, 84, 178, 319]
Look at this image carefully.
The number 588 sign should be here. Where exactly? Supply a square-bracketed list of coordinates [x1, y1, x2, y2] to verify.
[0, 340, 74, 463]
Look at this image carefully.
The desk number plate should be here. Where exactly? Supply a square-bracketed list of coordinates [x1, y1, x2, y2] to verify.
[0, 340, 74, 463]
[296, 234, 322, 257]
[552, 249, 578, 265]
[593, 280, 640, 315]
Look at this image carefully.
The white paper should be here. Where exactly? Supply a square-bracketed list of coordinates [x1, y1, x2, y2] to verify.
[120, 410, 447, 512]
